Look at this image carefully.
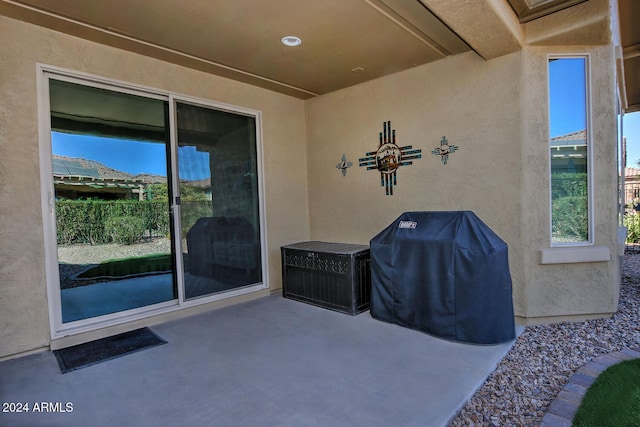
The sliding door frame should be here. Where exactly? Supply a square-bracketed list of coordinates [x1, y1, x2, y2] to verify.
[37, 64, 268, 339]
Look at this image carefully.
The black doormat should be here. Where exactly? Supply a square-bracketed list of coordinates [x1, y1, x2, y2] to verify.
[53, 327, 167, 374]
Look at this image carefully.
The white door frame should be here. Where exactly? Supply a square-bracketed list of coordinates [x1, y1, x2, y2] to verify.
[37, 64, 268, 339]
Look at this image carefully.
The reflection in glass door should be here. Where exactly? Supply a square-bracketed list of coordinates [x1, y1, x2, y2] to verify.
[176, 102, 262, 299]
[44, 72, 265, 332]
[49, 79, 177, 323]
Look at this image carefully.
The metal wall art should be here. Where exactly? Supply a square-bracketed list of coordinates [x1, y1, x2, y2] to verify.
[335, 154, 353, 176]
[431, 136, 458, 165]
[359, 121, 422, 195]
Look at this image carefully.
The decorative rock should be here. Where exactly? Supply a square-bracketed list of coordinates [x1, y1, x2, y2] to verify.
[449, 252, 640, 426]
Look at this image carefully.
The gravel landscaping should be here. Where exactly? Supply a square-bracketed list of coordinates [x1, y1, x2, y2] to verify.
[449, 251, 640, 426]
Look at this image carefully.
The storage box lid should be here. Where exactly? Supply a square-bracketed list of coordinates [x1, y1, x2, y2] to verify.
[282, 241, 369, 255]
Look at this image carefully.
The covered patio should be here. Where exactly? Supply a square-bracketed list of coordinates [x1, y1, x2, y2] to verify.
[1, 0, 639, 425]
[0, 295, 517, 427]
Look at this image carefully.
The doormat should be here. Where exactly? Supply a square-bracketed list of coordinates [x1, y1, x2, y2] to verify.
[53, 327, 167, 374]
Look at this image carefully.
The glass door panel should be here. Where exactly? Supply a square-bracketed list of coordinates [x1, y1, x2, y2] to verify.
[176, 102, 262, 299]
[49, 79, 177, 323]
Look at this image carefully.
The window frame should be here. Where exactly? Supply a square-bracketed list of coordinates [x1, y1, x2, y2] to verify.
[547, 54, 594, 247]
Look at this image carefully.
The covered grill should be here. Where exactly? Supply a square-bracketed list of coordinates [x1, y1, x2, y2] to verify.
[370, 211, 515, 344]
[186, 216, 258, 279]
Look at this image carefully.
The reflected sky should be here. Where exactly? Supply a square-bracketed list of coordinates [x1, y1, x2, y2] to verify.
[52, 132, 211, 180]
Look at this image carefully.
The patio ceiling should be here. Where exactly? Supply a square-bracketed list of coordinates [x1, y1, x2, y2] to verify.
[0, 0, 636, 109]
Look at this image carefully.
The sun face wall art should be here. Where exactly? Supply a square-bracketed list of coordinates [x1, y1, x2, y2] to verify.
[358, 121, 422, 195]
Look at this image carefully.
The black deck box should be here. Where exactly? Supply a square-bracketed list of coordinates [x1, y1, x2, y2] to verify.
[281, 241, 371, 315]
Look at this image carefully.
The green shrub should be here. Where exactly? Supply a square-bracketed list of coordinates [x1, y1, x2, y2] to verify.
[56, 200, 170, 245]
[552, 195, 588, 241]
[104, 216, 146, 245]
[624, 212, 640, 243]
[551, 172, 587, 199]
[550, 172, 588, 242]
[55, 200, 105, 245]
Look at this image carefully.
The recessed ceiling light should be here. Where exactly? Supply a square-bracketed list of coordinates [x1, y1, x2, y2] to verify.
[281, 36, 302, 47]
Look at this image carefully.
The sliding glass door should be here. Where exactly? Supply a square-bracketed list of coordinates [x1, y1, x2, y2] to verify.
[42, 71, 264, 331]
[49, 79, 177, 323]
[176, 102, 262, 299]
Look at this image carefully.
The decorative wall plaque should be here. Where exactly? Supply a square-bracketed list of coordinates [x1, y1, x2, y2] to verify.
[431, 136, 458, 165]
[359, 121, 422, 195]
[335, 154, 353, 176]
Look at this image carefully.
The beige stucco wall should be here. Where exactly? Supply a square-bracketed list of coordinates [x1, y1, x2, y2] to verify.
[305, 44, 620, 322]
[0, 16, 309, 359]
[519, 45, 621, 321]
[305, 51, 526, 314]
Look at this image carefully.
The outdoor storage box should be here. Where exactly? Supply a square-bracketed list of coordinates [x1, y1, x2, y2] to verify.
[281, 241, 371, 315]
[370, 211, 515, 344]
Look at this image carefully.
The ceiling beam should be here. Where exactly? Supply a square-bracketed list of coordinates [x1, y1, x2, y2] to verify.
[364, 0, 449, 57]
[507, 0, 589, 23]
[624, 43, 640, 60]
[524, 0, 612, 46]
[418, 0, 523, 60]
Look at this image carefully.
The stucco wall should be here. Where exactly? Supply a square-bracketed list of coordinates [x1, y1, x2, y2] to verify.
[305, 51, 526, 314]
[0, 16, 309, 358]
[519, 45, 621, 321]
[305, 45, 620, 322]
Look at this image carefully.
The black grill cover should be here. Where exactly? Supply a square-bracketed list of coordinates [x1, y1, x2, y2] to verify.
[370, 211, 515, 344]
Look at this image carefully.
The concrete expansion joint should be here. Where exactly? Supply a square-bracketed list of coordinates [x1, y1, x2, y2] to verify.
[538, 346, 640, 427]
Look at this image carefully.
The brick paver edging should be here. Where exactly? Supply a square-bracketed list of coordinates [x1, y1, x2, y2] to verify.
[538, 346, 640, 427]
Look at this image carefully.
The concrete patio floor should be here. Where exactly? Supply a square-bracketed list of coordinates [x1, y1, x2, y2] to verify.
[0, 295, 518, 427]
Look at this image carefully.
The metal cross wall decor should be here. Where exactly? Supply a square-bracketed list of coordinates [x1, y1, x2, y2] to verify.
[431, 136, 458, 164]
[335, 154, 353, 176]
[359, 121, 422, 195]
